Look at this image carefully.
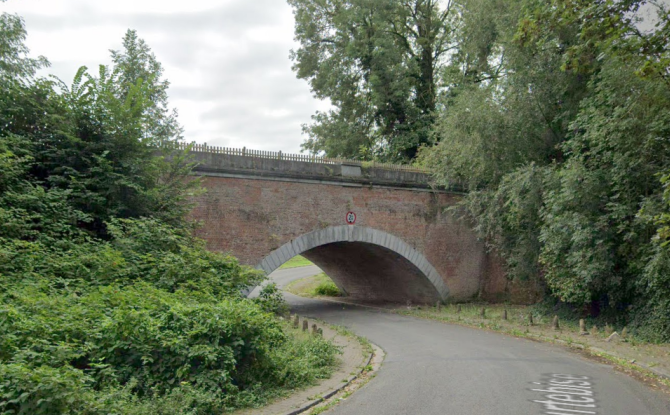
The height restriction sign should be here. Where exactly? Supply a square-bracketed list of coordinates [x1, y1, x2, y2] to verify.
[345, 211, 356, 225]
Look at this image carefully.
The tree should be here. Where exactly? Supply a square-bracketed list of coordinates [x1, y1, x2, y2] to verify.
[0, 9, 48, 79]
[110, 29, 182, 145]
[289, 0, 455, 162]
[1, 27, 196, 237]
[424, 0, 591, 188]
[423, 0, 670, 339]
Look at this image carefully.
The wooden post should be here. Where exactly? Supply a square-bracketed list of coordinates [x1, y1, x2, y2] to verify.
[529, 313, 534, 326]
[317, 328, 323, 337]
[480, 307, 486, 318]
[502, 309, 507, 320]
[312, 324, 318, 336]
[457, 305, 462, 314]
[293, 314, 299, 329]
[552, 315, 560, 330]
[436, 301, 442, 312]
[302, 320, 308, 332]
[604, 324, 613, 336]
[579, 319, 587, 335]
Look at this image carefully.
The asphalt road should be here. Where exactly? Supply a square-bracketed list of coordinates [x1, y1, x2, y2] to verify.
[268, 267, 670, 415]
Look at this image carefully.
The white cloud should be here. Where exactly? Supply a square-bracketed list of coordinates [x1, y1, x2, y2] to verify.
[2, 0, 329, 153]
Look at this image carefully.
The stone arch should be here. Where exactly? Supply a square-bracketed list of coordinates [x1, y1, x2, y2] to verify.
[258, 225, 449, 302]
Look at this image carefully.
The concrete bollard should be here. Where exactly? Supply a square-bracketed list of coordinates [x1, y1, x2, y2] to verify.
[303, 320, 308, 332]
[293, 315, 299, 329]
[579, 319, 588, 335]
[312, 324, 318, 336]
[480, 307, 486, 318]
[552, 315, 560, 330]
[502, 309, 507, 320]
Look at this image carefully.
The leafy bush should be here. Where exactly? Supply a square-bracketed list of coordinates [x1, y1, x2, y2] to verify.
[0, 279, 340, 413]
[0, 363, 94, 415]
[254, 283, 289, 315]
[0, 18, 340, 414]
[0, 217, 263, 299]
[314, 281, 342, 297]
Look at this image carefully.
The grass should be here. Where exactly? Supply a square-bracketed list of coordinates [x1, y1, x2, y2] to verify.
[237, 318, 342, 409]
[279, 255, 314, 269]
[285, 272, 343, 298]
[332, 324, 373, 355]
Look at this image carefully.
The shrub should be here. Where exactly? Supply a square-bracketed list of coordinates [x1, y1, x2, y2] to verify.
[0, 281, 340, 413]
[0, 20, 340, 414]
[254, 283, 289, 315]
[314, 281, 342, 297]
[0, 363, 94, 415]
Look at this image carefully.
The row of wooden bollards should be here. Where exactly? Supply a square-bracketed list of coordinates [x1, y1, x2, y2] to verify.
[437, 301, 626, 339]
[292, 314, 323, 336]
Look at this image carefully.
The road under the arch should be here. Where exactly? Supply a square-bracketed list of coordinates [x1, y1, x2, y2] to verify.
[301, 241, 440, 304]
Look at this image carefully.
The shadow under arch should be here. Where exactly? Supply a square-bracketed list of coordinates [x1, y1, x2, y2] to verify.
[258, 225, 449, 303]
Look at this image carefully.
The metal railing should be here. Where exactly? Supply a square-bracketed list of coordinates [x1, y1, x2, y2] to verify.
[177, 142, 429, 173]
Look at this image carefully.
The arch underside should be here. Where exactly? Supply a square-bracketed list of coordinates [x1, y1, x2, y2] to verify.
[258, 226, 449, 304]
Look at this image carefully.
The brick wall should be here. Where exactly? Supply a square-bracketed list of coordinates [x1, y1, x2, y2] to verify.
[188, 175, 526, 302]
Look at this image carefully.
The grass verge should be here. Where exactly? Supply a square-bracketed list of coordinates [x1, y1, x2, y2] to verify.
[286, 272, 343, 298]
[279, 255, 314, 269]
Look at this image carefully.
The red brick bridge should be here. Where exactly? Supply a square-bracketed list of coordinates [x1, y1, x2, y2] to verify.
[186, 146, 514, 304]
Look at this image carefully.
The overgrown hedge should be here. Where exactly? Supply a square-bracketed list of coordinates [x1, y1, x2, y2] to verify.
[0, 17, 340, 414]
[0, 279, 339, 414]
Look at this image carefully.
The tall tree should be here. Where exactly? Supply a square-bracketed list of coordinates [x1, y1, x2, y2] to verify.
[424, 0, 670, 339]
[110, 29, 182, 145]
[0, 28, 196, 236]
[289, 0, 454, 162]
[0, 8, 48, 79]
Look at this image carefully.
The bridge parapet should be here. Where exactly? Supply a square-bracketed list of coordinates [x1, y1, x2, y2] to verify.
[179, 143, 441, 190]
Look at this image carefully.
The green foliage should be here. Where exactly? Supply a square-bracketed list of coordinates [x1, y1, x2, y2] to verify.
[462, 163, 547, 282]
[0, 16, 340, 414]
[1, 282, 282, 394]
[285, 273, 343, 298]
[314, 280, 342, 297]
[111, 29, 182, 145]
[254, 283, 290, 316]
[279, 255, 314, 269]
[289, 0, 453, 161]
[424, 0, 670, 340]
[0, 280, 338, 413]
[0, 11, 49, 78]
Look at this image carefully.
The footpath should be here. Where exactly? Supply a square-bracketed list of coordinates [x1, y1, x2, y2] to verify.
[238, 320, 373, 415]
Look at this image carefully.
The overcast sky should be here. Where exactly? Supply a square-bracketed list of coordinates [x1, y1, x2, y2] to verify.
[3, 1, 667, 153]
[2, 0, 329, 153]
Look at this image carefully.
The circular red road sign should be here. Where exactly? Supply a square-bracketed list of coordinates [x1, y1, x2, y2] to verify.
[345, 211, 356, 225]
